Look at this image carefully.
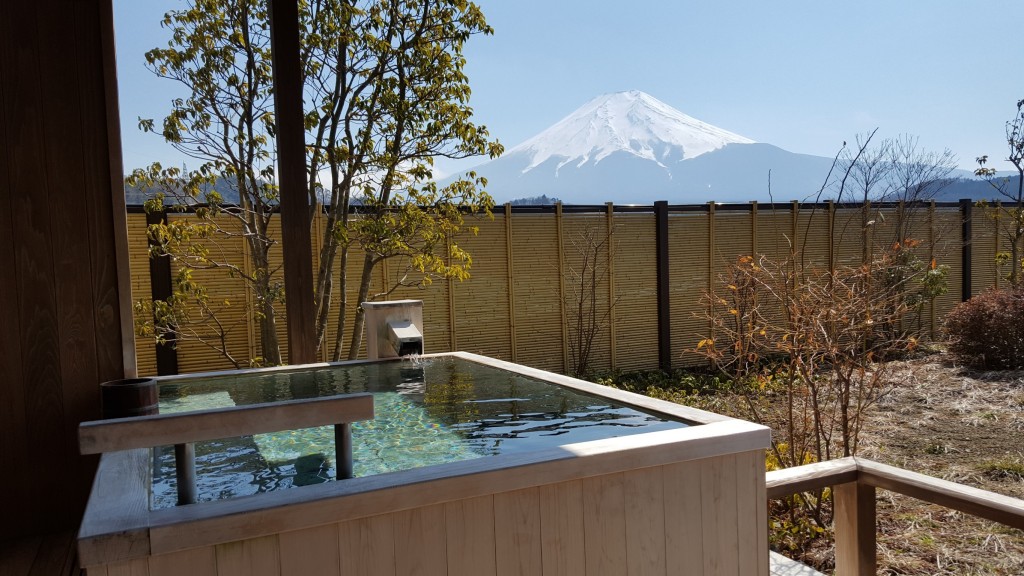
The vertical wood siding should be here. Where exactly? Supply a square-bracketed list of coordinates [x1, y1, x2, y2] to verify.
[0, 0, 128, 539]
[85, 451, 768, 576]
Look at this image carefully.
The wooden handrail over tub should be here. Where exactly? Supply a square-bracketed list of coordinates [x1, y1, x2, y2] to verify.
[79, 393, 375, 505]
[766, 457, 1024, 575]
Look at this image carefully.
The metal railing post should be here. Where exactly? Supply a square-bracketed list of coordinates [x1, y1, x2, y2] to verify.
[174, 442, 197, 505]
[336, 423, 353, 480]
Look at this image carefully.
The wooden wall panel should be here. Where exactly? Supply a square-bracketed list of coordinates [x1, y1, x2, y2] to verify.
[2, 0, 69, 533]
[40, 0, 106, 518]
[76, 0, 130, 387]
[0, 14, 31, 537]
[0, 0, 127, 540]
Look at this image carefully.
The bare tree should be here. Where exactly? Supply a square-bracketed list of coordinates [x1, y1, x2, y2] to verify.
[976, 98, 1024, 286]
[561, 223, 618, 378]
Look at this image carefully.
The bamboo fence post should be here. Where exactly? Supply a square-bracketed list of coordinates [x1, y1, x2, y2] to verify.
[791, 200, 799, 257]
[556, 202, 568, 374]
[751, 201, 758, 256]
[828, 200, 835, 275]
[929, 200, 936, 339]
[447, 238, 457, 352]
[994, 202, 1001, 290]
[606, 202, 617, 371]
[707, 202, 716, 356]
[505, 203, 517, 362]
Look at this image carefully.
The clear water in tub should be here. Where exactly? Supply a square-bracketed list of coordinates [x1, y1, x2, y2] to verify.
[152, 356, 688, 508]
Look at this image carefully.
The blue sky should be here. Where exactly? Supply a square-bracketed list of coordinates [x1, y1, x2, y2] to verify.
[114, 1, 1024, 178]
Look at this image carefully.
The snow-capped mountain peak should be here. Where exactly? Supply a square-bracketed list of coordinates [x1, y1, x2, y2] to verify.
[511, 90, 755, 174]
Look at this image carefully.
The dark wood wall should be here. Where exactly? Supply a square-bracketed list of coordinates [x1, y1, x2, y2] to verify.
[0, 0, 133, 540]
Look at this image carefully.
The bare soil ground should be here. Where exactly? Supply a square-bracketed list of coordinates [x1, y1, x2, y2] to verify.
[801, 353, 1024, 575]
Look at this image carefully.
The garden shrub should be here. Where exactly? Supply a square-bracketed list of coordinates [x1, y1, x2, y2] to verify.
[944, 287, 1024, 369]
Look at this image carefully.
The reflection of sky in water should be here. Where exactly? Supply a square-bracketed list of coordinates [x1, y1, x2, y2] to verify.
[152, 357, 689, 509]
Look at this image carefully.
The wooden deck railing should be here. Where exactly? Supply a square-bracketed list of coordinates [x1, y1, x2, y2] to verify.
[79, 393, 375, 505]
[766, 457, 1024, 575]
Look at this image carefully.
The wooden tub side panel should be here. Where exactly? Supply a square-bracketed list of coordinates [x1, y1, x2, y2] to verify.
[538, 480, 586, 576]
[338, 514, 397, 576]
[95, 449, 767, 576]
[216, 535, 281, 576]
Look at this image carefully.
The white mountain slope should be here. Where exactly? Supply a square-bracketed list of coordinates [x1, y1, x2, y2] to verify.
[448, 90, 840, 204]
[514, 90, 754, 175]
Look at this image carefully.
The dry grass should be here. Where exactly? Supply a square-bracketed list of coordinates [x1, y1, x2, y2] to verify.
[756, 353, 1024, 574]
[854, 354, 1024, 575]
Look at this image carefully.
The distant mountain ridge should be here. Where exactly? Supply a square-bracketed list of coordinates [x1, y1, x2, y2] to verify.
[446, 91, 999, 205]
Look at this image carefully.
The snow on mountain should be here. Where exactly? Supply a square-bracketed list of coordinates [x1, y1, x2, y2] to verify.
[513, 90, 754, 176]
[445, 91, 984, 205]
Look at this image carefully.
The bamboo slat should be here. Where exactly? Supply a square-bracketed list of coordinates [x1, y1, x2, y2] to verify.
[123, 205, 994, 376]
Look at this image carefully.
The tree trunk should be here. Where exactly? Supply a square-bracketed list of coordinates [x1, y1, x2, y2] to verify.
[346, 252, 377, 360]
[250, 243, 282, 365]
[330, 246, 350, 361]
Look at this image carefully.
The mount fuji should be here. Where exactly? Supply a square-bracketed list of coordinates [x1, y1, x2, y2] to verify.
[449, 91, 842, 204]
